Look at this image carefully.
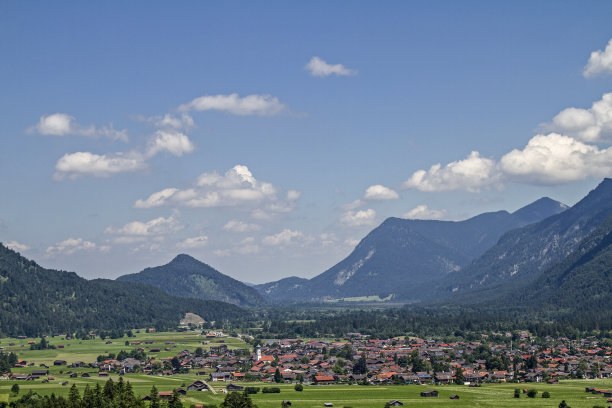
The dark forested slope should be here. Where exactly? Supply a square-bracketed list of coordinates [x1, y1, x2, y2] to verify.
[0, 244, 244, 336]
[117, 254, 264, 306]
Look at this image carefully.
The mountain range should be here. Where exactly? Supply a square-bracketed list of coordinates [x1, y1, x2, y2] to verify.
[2, 179, 611, 337]
[255, 196, 568, 302]
[442, 178, 612, 296]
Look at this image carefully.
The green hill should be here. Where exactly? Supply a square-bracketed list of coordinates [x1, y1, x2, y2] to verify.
[0, 244, 244, 337]
[117, 254, 265, 306]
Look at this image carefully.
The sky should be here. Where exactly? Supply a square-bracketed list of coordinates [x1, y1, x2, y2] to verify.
[2, 1, 612, 283]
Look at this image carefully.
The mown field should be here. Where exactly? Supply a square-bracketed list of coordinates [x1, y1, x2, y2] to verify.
[2, 377, 612, 408]
[0, 330, 248, 365]
[1, 332, 611, 407]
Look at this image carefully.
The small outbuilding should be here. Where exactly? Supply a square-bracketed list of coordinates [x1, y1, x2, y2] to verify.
[420, 390, 439, 397]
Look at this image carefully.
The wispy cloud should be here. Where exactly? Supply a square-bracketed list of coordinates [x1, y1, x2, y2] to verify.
[305, 56, 357, 77]
[4, 240, 30, 252]
[32, 113, 128, 142]
[46, 238, 109, 256]
[105, 215, 183, 238]
[403, 205, 447, 220]
[179, 93, 286, 116]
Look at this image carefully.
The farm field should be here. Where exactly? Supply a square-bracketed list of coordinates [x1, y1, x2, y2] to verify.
[1, 377, 612, 407]
[0, 330, 248, 366]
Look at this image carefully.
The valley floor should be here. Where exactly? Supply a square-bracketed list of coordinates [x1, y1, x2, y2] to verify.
[1, 377, 612, 407]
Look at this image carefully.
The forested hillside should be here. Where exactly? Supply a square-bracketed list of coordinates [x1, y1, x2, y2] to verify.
[0, 244, 245, 337]
[117, 254, 264, 306]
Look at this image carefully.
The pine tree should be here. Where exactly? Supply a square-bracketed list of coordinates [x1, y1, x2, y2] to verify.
[149, 385, 160, 408]
[168, 389, 183, 408]
[68, 383, 81, 408]
[274, 368, 283, 383]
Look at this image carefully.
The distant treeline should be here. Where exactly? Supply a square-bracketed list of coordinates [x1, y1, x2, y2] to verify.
[244, 306, 612, 341]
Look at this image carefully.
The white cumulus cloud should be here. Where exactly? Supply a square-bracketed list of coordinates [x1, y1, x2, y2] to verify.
[403, 205, 447, 220]
[146, 130, 195, 157]
[402, 151, 501, 192]
[584, 38, 612, 78]
[499, 133, 612, 184]
[550, 93, 612, 142]
[54, 151, 146, 180]
[133, 165, 298, 214]
[305, 56, 357, 77]
[262, 229, 304, 246]
[33, 113, 128, 142]
[364, 184, 399, 200]
[179, 93, 286, 116]
[340, 209, 377, 227]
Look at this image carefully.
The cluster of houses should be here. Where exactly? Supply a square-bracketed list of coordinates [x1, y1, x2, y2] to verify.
[6, 332, 612, 389]
[189, 334, 611, 386]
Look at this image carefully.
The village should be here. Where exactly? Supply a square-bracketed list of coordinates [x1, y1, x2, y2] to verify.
[8, 331, 611, 389]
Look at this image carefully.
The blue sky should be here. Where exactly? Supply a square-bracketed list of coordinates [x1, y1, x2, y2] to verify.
[2, 1, 612, 283]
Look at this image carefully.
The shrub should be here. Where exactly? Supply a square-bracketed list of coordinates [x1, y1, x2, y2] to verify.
[526, 389, 537, 398]
[262, 387, 281, 393]
[541, 391, 550, 398]
[245, 387, 260, 394]
[294, 384, 303, 392]
[513, 389, 520, 398]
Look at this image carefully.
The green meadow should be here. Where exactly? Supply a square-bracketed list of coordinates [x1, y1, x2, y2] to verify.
[0, 331, 248, 366]
[2, 378, 612, 408]
[1, 332, 611, 407]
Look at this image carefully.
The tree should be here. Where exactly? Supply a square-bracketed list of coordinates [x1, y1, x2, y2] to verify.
[168, 389, 183, 408]
[11, 383, 19, 394]
[68, 383, 81, 408]
[149, 385, 160, 408]
[455, 367, 464, 385]
[274, 368, 283, 383]
[513, 389, 520, 398]
[541, 391, 550, 398]
[220, 391, 258, 408]
[558, 401, 570, 408]
[353, 354, 367, 374]
[294, 384, 303, 392]
[527, 389, 537, 398]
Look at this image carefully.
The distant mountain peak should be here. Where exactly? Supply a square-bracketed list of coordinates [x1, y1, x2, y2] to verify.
[170, 253, 199, 264]
[117, 254, 264, 306]
[512, 197, 568, 224]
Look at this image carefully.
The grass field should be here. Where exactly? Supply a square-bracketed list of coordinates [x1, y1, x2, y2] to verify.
[0, 330, 249, 366]
[1, 332, 611, 407]
[1, 377, 612, 407]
